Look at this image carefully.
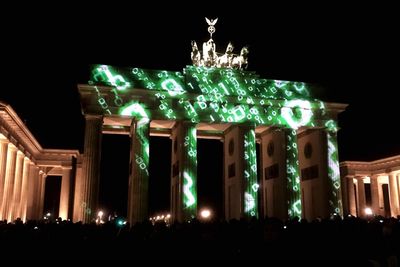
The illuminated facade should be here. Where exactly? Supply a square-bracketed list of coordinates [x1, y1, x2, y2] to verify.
[0, 102, 80, 222]
[340, 156, 400, 218]
[76, 63, 346, 223]
[0, 19, 349, 224]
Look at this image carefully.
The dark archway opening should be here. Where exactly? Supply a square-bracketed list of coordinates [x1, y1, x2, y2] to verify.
[99, 134, 130, 219]
[43, 176, 61, 218]
[197, 139, 223, 220]
[149, 136, 171, 216]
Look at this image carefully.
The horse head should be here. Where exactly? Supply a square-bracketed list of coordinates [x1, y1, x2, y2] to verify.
[191, 41, 201, 66]
[240, 46, 249, 69]
[240, 46, 249, 57]
[226, 42, 234, 54]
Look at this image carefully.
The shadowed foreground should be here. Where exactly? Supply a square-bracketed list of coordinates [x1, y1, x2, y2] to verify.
[0, 216, 399, 266]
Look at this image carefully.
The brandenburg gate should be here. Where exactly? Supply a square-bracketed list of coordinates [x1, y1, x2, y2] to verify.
[72, 19, 346, 224]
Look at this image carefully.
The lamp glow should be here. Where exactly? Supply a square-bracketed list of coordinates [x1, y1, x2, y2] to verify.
[365, 207, 373, 215]
[200, 209, 211, 219]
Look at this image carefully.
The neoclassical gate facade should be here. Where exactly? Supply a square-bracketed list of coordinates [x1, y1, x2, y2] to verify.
[74, 63, 346, 223]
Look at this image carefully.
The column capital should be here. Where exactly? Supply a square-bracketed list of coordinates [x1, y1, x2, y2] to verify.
[84, 114, 103, 121]
[259, 126, 280, 137]
[175, 120, 197, 127]
[355, 175, 366, 180]
[61, 166, 73, 170]
[7, 143, 17, 151]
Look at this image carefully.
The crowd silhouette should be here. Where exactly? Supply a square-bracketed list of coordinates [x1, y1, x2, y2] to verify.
[0, 216, 399, 266]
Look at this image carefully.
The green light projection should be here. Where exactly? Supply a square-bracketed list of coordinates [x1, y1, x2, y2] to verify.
[134, 118, 150, 176]
[89, 64, 341, 220]
[90, 65, 324, 129]
[120, 102, 150, 176]
[182, 124, 197, 218]
[128, 118, 150, 222]
[286, 129, 301, 218]
[326, 120, 342, 216]
[122, 101, 150, 223]
[243, 127, 258, 217]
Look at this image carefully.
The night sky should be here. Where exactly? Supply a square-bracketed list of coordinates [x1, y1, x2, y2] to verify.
[1, 7, 399, 217]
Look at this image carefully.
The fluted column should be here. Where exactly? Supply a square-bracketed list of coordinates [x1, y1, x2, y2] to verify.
[59, 167, 72, 220]
[326, 131, 342, 216]
[398, 174, 400, 209]
[72, 163, 83, 222]
[179, 122, 197, 222]
[127, 118, 150, 224]
[242, 126, 258, 218]
[347, 177, 357, 216]
[370, 175, 380, 216]
[26, 164, 39, 220]
[19, 159, 32, 222]
[341, 174, 349, 216]
[285, 129, 302, 219]
[11, 151, 24, 221]
[170, 121, 198, 222]
[389, 172, 399, 217]
[37, 170, 46, 219]
[0, 137, 9, 219]
[356, 176, 366, 217]
[79, 115, 102, 223]
[1, 143, 17, 222]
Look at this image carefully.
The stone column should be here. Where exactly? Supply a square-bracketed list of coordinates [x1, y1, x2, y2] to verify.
[26, 164, 39, 220]
[0, 137, 9, 219]
[19, 159, 32, 222]
[389, 172, 399, 217]
[37, 170, 46, 219]
[258, 138, 265, 220]
[171, 121, 198, 222]
[223, 125, 258, 220]
[285, 129, 302, 219]
[341, 174, 349, 216]
[170, 125, 180, 223]
[259, 128, 288, 221]
[72, 163, 83, 222]
[79, 115, 102, 223]
[242, 126, 258, 218]
[347, 176, 357, 216]
[127, 118, 150, 224]
[370, 175, 380, 216]
[0, 143, 17, 222]
[356, 176, 366, 217]
[59, 167, 72, 220]
[223, 126, 241, 220]
[326, 131, 342, 216]
[11, 151, 25, 221]
[398, 174, 400, 210]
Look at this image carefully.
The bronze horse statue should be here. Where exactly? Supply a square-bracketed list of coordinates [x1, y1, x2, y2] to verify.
[231, 46, 249, 69]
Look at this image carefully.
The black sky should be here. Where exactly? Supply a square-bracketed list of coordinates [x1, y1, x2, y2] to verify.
[1, 6, 399, 215]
